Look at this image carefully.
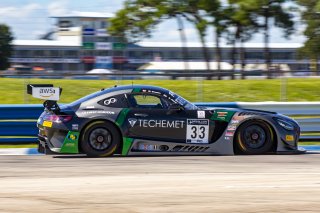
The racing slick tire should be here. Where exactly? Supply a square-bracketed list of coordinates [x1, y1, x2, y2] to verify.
[80, 121, 121, 157]
[235, 120, 274, 155]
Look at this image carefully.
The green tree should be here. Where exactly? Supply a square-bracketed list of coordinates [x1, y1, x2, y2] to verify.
[227, 0, 259, 79]
[0, 24, 13, 70]
[109, 0, 215, 71]
[254, 0, 294, 78]
[200, 0, 227, 79]
[108, 0, 161, 42]
[180, 0, 211, 71]
[298, 0, 320, 75]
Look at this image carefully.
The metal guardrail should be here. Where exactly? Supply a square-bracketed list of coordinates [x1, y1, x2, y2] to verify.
[0, 102, 319, 144]
[0, 104, 43, 119]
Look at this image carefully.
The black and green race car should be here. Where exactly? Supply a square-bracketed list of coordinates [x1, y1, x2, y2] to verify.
[28, 84, 303, 157]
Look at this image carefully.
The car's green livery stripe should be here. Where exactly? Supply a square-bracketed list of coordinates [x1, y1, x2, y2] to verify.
[132, 88, 141, 93]
[122, 137, 134, 156]
[211, 110, 235, 122]
[115, 108, 130, 127]
[60, 131, 79, 153]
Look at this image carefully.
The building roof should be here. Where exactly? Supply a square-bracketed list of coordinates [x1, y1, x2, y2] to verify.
[51, 11, 114, 19]
[13, 39, 81, 47]
[139, 61, 233, 70]
[137, 42, 303, 49]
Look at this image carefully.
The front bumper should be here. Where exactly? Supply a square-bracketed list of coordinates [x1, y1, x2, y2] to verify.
[276, 123, 301, 152]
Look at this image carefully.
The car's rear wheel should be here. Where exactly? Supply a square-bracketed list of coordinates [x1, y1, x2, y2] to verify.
[80, 121, 120, 157]
[235, 120, 274, 155]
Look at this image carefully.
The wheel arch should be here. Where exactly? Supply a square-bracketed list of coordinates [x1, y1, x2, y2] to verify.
[233, 117, 278, 154]
[79, 119, 123, 154]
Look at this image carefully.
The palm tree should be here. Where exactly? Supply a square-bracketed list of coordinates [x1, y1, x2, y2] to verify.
[109, 0, 212, 72]
[226, 1, 259, 79]
[200, 0, 225, 79]
[255, 0, 294, 78]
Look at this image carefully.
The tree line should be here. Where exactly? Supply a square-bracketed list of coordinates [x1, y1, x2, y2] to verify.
[108, 0, 320, 78]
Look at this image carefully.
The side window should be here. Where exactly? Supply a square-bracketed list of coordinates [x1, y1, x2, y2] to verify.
[128, 94, 173, 109]
[98, 94, 128, 108]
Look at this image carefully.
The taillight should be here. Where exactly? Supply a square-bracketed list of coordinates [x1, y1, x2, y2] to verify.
[44, 115, 73, 123]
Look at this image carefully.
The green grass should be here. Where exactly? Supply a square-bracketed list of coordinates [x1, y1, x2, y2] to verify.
[0, 78, 320, 104]
[299, 142, 320, 145]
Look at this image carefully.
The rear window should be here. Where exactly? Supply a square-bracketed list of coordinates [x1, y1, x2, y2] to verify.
[98, 94, 129, 108]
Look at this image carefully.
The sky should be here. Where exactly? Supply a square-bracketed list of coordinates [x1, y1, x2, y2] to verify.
[0, 0, 306, 45]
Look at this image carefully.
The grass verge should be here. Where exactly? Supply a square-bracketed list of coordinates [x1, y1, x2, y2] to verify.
[0, 78, 320, 104]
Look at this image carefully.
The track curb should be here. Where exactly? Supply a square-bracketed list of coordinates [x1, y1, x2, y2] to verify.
[0, 148, 41, 155]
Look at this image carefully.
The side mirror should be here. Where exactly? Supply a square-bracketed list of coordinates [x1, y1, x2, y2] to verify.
[168, 103, 184, 113]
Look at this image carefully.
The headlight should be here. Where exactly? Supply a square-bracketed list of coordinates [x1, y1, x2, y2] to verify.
[276, 119, 294, 131]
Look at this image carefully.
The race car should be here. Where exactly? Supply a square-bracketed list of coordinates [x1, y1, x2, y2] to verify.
[27, 84, 303, 157]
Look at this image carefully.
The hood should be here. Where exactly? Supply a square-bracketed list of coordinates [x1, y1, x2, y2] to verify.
[203, 107, 277, 115]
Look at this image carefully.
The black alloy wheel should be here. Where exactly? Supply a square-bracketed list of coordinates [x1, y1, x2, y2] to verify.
[80, 121, 121, 157]
[235, 120, 274, 155]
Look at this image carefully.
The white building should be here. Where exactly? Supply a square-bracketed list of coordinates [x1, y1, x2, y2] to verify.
[10, 12, 310, 72]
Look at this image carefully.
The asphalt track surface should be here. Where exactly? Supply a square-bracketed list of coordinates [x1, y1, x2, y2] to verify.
[1, 153, 320, 212]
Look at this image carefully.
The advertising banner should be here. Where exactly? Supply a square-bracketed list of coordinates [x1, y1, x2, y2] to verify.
[96, 29, 109, 37]
[95, 56, 112, 68]
[82, 56, 95, 63]
[95, 42, 112, 50]
[95, 56, 112, 64]
[112, 43, 126, 50]
[82, 28, 95, 36]
[82, 42, 95, 49]
[95, 63, 113, 69]
[10, 58, 81, 63]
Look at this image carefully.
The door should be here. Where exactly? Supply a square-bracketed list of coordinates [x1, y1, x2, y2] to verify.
[125, 93, 187, 142]
[125, 93, 215, 144]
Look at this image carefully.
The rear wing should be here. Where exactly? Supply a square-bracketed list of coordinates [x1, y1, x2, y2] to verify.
[27, 84, 62, 112]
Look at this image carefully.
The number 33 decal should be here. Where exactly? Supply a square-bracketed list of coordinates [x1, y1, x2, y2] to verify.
[186, 119, 209, 144]
[190, 126, 206, 139]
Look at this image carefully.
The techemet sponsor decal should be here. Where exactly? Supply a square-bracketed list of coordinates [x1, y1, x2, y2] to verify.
[128, 118, 185, 128]
[128, 118, 137, 127]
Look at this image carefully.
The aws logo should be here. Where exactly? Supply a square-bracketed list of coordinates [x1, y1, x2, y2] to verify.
[39, 88, 56, 98]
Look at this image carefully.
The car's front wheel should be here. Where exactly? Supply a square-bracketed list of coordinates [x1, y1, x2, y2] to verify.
[80, 121, 121, 157]
[235, 120, 274, 155]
